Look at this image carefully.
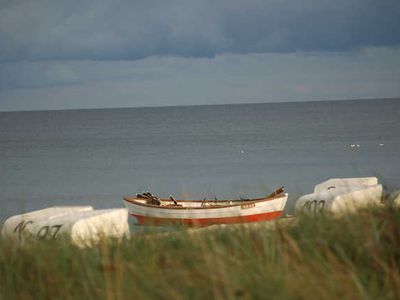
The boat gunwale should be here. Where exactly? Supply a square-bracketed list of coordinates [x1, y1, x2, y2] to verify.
[123, 193, 287, 210]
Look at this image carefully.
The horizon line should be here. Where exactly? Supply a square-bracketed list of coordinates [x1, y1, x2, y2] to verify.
[0, 96, 399, 114]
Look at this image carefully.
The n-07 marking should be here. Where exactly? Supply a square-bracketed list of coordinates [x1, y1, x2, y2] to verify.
[13, 221, 63, 240]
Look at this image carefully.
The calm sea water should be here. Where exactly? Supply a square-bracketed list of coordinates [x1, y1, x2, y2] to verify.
[1, 99, 399, 222]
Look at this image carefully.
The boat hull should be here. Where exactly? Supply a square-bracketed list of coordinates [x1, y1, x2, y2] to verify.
[123, 194, 287, 227]
[132, 210, 284, 226]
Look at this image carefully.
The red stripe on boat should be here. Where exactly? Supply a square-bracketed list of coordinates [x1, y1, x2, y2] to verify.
[131, 211, 283, 226]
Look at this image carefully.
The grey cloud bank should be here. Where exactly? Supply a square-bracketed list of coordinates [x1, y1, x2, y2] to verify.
[1, 48, 400, 111]
[1, 0, 400, 61]
[0, 0, 400, 111]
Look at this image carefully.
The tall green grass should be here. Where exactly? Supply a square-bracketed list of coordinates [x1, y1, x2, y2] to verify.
[1, 208, 400, 300]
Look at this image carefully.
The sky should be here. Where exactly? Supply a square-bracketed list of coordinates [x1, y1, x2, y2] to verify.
[0, 0, 400, 111]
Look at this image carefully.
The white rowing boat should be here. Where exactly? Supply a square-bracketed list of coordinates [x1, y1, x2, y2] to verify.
[123, 188, 288, 226]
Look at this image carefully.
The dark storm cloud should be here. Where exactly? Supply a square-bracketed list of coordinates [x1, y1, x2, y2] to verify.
[0, 0, 399, 62]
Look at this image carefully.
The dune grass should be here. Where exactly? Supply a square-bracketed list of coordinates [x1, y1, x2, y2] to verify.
[1, 208, 400, 300]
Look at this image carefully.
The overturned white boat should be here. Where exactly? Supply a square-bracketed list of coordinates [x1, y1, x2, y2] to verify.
[1, 207, 129, 247]
[294, 177, 383, 216]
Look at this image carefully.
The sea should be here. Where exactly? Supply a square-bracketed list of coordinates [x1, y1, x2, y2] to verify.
[1, 98, 399, 223]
